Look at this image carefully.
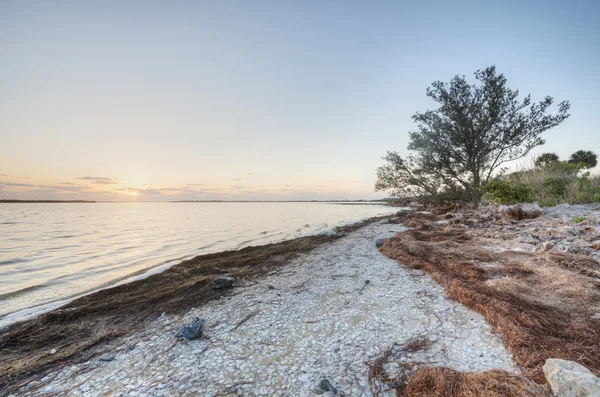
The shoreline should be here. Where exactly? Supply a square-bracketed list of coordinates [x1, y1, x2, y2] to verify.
[0, 215, 394, 393]
[1, 205, 399, 329]
[2, 205, 598, 396]
[3, 213, 520, 397]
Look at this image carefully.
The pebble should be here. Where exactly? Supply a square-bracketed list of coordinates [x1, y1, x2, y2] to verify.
[19, 221, 518, 396]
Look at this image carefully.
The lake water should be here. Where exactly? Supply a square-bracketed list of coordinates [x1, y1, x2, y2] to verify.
[0, 202, 396, 327]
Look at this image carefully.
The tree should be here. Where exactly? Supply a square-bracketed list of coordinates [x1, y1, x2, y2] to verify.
[568, 150, 597, 169]
[535, 152, 560, 168]
[375, 66, 571, 208]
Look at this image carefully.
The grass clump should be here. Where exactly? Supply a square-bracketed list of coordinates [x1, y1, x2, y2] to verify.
[572, 216, 587, 223]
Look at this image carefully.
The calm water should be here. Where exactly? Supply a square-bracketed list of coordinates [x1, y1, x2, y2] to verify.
[0, 202, 395, 326]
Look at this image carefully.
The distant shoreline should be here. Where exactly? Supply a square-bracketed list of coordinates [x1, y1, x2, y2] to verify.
[0, 199, 391, 204]
[0, 200, 96, 203]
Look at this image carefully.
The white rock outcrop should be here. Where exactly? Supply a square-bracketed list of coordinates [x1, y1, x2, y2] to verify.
[543, 358, 600, 397]
[500, 203, 544, 220]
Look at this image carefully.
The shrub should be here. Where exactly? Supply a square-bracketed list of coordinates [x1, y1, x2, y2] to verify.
[482, 179, 534, 205]
[542, 177, 571, 197]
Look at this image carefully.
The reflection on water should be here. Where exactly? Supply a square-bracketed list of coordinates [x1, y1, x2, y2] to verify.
[0, 202, 396, 322]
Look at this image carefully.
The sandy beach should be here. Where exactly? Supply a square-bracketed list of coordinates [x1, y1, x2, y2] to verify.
[2, 205, 600, 396]
[10, 219, 518, 396]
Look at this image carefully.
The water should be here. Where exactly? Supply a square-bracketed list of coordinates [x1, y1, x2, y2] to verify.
[0, 202, 396, 326]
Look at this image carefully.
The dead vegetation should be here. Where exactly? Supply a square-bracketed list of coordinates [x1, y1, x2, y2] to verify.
[0, 218, 382, 394]
[379, 209, 600, 393]
[403, 368, 551, 397]
[367, 336, 550, 397]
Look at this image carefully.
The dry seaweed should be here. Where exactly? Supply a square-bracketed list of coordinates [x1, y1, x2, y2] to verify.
[367, 335, 550, 397]
[380, 210, 600, 385]
[0, 217, 388, 394]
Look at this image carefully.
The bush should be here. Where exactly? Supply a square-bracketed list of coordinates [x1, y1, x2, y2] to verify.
[542, 177, 571, 197]
[483, 157, 600, 207]
[482, 179, 534, 205]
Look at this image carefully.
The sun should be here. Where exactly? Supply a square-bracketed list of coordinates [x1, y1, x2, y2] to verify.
[129, 191, 138, 196]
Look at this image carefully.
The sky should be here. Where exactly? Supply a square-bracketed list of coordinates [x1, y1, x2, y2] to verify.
[1, 0, 599, 201]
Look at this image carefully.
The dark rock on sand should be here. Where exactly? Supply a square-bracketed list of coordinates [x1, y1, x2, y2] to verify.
[317, 377, 338, 394]
[176, 317, 206, 340]
[99, 355, 115, 362]
[375, 238, 385, 248]
[211, 276, 235, 289]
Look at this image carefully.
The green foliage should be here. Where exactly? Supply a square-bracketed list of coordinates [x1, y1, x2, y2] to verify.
[535, 153, 560, 168]
[482, 179, 534, 205]
[572, 216, 587, 223]
[550, 161, 581, 175]
[568, 150, 598, 169]
[542, 177, 571, 197]
[375, 66, 570, 208]
[594, 188, 600, 203]
[483, 163, 600, 207]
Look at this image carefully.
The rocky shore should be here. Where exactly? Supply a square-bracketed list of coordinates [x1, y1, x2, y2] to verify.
[2, 204, 600, 396]
[10, 219, 518, 396]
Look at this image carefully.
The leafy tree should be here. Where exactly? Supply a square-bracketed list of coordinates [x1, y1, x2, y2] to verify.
[535, 152, 560, 168]
[568, 150, 597, 169]
[375, 66, 570, 208]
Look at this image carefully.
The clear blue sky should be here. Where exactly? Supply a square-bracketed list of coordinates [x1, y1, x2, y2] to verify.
[1, 0, 598, 201]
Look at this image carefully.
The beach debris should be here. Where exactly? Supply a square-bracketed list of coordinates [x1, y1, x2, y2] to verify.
[234, 310, 261, 330]
[50, 348, 57, 355]
[543, 358, 600, 397]
[211, 276, 235, 289]
[500, 203, 543, 220]
[592, 240, 600, 250]
[176, 317, 206, 340]
[375, 238, 385, 248]
[358, 279, 371, 293]
[315, 376, 337, 394]
[99, 355, 115, 362]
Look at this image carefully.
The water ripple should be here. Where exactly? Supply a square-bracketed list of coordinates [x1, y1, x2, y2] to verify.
[0, 202, 398, 323]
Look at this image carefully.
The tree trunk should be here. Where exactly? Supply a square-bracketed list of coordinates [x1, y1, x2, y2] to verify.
[471, 172, 481, 209]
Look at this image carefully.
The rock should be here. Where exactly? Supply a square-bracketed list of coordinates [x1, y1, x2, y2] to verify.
[375, 238, 385, 248]
[591, 241, 600, 250]
[537, 241, 555, 252]
[99, 355, 115, 362]
[176, 317, 206, 340]
[211, 277, 235, 289]
[551, 244, 570, 254]
[443, 213, 454, 219]
[543, 358, 600, 397]
[501, 203, 544, 220]
[316, 377, 337, 394]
